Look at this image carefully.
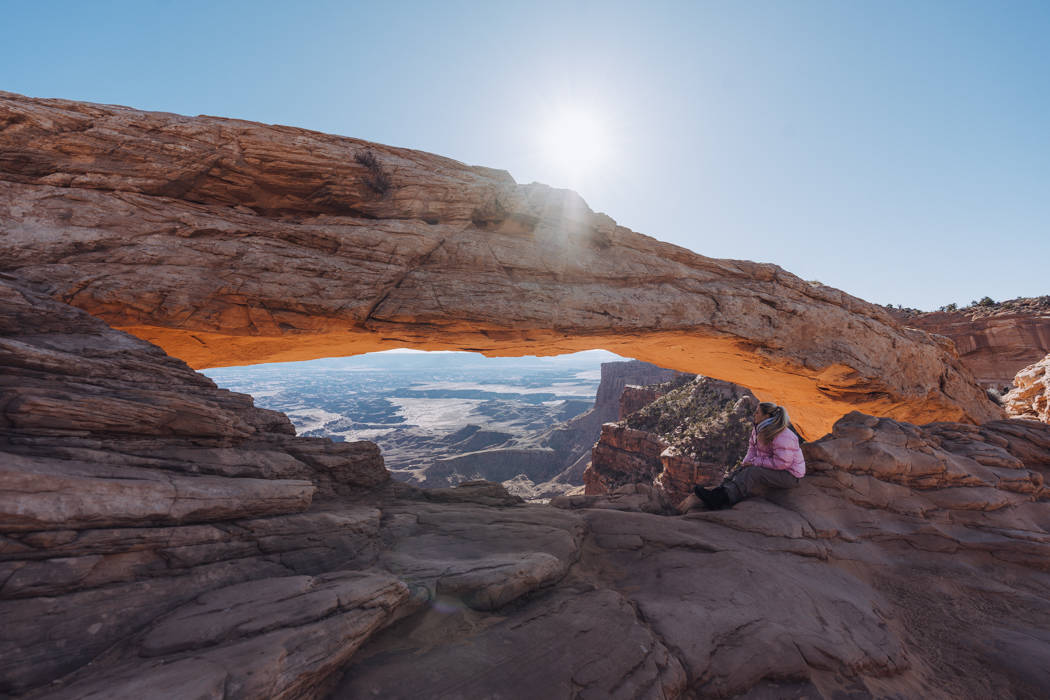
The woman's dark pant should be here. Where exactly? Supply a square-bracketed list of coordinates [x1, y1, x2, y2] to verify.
[721, 466, 799, 504]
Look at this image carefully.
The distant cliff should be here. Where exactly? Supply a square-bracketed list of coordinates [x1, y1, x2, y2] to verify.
[892, 297, 1050, 390]
[418, 360, 688, 498]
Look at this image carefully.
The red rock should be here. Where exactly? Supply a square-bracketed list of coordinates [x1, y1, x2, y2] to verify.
[585, 376, 757, 505]
[893, 299, 1050, 389]
[7, 93, 1050, 700]
[0, 91, 1001, 436]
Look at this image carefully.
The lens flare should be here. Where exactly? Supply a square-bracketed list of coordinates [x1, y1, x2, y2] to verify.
[539, 106, 608, 177]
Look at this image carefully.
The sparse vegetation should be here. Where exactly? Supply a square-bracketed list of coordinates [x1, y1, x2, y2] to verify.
[626, 377, 754, 475]
[354, 150, 392, 195]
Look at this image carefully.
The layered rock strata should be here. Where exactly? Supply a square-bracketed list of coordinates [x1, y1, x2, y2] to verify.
[894, 299, 1050, 389]
[0, 274, 391, 695]
[4, 272, 1050, 698]
[1005, 353, 1050, 424]
[552, 412, 1050, 699]
[0, 91, 1001, 435]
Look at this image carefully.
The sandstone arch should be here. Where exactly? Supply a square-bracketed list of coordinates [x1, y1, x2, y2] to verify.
[0, 92, 1000, 436]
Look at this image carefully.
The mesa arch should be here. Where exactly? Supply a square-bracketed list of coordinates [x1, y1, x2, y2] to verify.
[0, 91, 1001, 436]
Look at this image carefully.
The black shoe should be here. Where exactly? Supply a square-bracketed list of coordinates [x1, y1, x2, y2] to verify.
[694, 486, 732, 510]
[711, 486, 733, 510]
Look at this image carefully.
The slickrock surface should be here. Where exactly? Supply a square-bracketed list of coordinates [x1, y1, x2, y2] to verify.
[0, 91, 1001, 435]
[584, 376, 757, 505]
[894, 299, 1050, 389]
[552, 412, 1050, 699]
[1005, 353, 1050, 423]
[3, 273, 1050, 698]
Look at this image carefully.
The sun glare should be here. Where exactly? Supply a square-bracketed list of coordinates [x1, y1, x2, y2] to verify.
[539, 107, 608, 179]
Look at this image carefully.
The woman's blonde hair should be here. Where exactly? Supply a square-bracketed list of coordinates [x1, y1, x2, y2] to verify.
[756, 402, 790, 444]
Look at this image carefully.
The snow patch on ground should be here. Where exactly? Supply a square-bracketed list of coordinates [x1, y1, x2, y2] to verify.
[284, 408, 345, 432]
[410, 381, 596, 396]
[387, 398, 486, 432]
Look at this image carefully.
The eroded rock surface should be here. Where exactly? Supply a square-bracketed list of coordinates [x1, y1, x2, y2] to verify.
[585, 376, 757, 505]
[894, 299, 1050, 390]
[3, 273, 1050, 699]
[0, 91, 1001, 435]
[1005, 353, 1050, 424]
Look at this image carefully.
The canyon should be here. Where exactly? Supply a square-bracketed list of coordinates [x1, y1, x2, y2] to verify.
[2, 92, 1050, 699]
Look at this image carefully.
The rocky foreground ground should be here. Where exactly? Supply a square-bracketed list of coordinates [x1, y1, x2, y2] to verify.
[3, 274, 1050, 699]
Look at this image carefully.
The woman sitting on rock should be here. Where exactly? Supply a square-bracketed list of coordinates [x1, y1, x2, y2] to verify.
[678, 401, 805, 512]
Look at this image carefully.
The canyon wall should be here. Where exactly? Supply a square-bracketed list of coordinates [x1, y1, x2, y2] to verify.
[893, 300, 1050, 389]
[0, 91, 1001, 436]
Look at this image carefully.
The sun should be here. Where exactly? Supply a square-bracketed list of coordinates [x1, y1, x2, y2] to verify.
[538, 107, 608, 179]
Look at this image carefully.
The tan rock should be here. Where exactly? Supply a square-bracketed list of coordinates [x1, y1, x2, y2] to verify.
[43, 571, 410, 700]
[0, 91, 1000, 435]
[0, 452, 315, 531]
[1004, 353, 1050, 423]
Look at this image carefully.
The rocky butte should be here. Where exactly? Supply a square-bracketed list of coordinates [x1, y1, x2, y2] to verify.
[2, 92, 1050, 699]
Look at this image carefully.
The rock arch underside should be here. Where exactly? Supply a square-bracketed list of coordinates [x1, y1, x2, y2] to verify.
[0, 91, 1000, 437]
[5, 92, 1050, 700]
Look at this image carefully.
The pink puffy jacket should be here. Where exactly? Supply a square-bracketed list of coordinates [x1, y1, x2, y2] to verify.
[742, 427, 806, 478]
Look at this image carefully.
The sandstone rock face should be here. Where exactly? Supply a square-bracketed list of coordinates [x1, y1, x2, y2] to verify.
[0, 274, 390, 695]
[4, 272, 1050, 698]
[585, 376, 757, 505]
[555, 411, 1050, 699]
[490, 360, 688, 497]
[619, 383, 670, 419]
[894, 300, 1050, 389]
[0, 91, 1001, 435]
[1005, 353, 1050, 423]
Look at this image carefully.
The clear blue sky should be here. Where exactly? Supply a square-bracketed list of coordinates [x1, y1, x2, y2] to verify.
[4, 0, 1048, 310]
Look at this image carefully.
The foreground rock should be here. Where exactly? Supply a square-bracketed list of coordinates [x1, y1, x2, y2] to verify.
[1004, 353, 1050, 423]
[0, 91, 1001, 435]
[0, 274, 387, 694]
[3, 275, 1050, 698]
